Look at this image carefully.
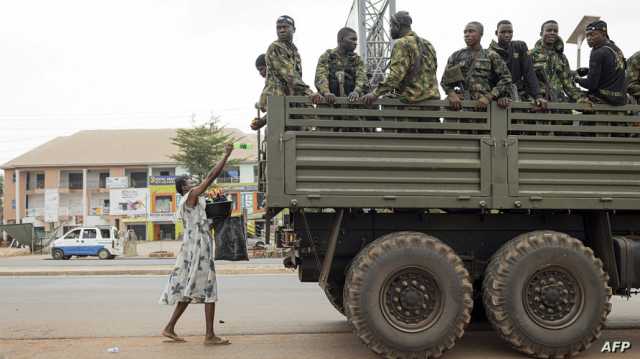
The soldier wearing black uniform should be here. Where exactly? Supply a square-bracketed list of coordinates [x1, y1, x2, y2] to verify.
[576, 20, 626, 106]
[488, 20, 546, 108]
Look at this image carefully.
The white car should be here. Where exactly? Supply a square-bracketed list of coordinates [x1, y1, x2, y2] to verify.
[51, 226, 122, 260]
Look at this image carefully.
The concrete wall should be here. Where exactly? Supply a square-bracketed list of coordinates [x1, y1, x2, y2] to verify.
[3, 169, 15, 223]
[239, 164, 255, 183]
[134, 240, 182, 257]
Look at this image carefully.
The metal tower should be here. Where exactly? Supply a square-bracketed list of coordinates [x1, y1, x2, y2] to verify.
[346, 0, 396, 85]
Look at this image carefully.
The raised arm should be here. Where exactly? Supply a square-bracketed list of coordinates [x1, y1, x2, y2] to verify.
[187, 143, 234, 207]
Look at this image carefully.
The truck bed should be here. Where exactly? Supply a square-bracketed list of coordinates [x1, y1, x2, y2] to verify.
[265, 96, 640, 210]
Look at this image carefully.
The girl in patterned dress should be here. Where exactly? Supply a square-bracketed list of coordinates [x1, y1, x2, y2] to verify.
[159, 143, 233, 345]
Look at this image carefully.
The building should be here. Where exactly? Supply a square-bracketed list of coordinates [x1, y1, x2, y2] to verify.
[1, 128, 261, 240]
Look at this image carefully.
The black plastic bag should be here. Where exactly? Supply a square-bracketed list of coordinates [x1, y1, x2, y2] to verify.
[212, 216, 249, 261]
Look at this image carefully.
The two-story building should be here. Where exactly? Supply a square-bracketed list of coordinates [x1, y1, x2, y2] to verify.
[2, 128, 259, 240]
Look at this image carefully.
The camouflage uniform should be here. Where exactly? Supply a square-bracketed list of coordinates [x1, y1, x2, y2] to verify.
[529, 38, 582, 102]
[441, 48, 513, 100]
[373, 31, 440, 102]
[262, 39, 313, 108]
[627, 51, 640, 102]
[315, 48, 368, 96]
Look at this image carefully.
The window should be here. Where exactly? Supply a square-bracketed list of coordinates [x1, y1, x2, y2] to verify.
[26, 173, 31, 190]
[65, 229, 81, 239]
[155, 195, 173, 213]
[160, 171, 170, 176]
[12, 173, 16, 183]
[69, 173, 83, 189]
[100, 229, 111, 239]
[36, 173, 45, 189]
[81, 229, 97, 239]
[217, 166, 240, 183]
[130, 172, 147, 188]
[99, 173, 109, 188]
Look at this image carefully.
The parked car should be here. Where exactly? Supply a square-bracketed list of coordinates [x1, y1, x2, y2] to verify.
[51, 226, 121, 260]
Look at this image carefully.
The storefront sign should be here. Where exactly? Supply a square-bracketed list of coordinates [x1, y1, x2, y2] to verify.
[107, 176, 129, 189]
[110, 188, 148, 216]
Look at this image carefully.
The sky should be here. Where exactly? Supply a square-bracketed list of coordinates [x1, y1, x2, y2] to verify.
[1, 0, 639, 169]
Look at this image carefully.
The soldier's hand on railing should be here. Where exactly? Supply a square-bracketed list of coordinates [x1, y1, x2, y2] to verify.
[533, 97, 548, 111]
[250, 117, 266, 131]
[309, 92, 324, 105]
[497, 97, 512, 109]
[348, 91, 359, 103]
[476, 95, 491, 110]
[577, 96, 593, 107]
[362, 93, 378, 105]
[447, 92, 462, 111]
[323, 92, 337, 105]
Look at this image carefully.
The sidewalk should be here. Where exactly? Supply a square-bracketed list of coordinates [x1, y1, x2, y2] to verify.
[0, 255, 292, 276]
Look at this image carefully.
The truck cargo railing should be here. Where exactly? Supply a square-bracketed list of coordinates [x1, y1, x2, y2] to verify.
[265, 96, 640, 211]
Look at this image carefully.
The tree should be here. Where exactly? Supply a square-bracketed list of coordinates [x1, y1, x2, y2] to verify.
[170, 118, 236, 180]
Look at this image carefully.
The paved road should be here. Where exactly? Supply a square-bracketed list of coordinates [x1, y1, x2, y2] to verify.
[0, 255, 281, 268]
[3, 275, 640, 340]
[3, 275, 640, 358]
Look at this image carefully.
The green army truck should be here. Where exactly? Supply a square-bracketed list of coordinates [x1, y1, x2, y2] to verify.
[260, 96, 640, 359]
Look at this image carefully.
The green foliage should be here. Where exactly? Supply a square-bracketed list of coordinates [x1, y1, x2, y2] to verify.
[170, 118, 236, 180]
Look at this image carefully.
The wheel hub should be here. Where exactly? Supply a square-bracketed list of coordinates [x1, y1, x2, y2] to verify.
[381, 267, 442, 333]
[523, 267, 583, 329]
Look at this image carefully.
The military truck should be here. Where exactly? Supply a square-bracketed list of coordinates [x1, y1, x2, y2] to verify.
[260, 96, 640, 359]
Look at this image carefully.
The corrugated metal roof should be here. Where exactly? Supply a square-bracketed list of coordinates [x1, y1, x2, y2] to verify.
[1, 128, 257, 169]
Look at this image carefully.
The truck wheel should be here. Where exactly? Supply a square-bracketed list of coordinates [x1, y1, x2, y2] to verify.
[323, 281, 345, 316]
[52, 249, 64, 260]
[98, 249, 111, 260]
[483, 231, 611, 358]
[344, 231, 472, 359]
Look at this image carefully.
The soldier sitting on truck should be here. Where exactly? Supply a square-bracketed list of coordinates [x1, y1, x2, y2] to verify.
[628, 50, 640, 104]
[441, 22, 513, 112]
[574, 20, 627, 106]
[361, 11, 440, 105]
[315, 27, 368, 105]
[488, 20, 547, 109]
[530, 20, 585, 103]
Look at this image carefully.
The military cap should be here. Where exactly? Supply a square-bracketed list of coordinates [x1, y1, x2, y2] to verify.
[586, 20, 607, 33]
[277, 15, 295, 28]
[390, 11, 412, 27]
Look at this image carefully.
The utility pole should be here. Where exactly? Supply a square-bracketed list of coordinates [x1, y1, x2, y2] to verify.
[347, 0, 396, 85]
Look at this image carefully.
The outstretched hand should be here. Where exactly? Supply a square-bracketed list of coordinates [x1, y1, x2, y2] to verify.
[224, 143, 234, 156]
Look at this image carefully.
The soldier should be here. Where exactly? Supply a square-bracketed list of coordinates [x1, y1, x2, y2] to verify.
[530, 20, 584, 102]
[263, 15, 322, 105]
[575, 20, 626, 106]
[629, 51, 640, 103]
[441, 21, 513, 111]
[361, 11, 440, 105]
[488, 20, 546, 108]
[252, 54, 268, 131]
[315, 27, 368, 104]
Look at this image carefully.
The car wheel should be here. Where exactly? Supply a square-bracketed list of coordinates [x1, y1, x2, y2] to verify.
[52, 249, 64, 260]
[98, 248, 111, 260]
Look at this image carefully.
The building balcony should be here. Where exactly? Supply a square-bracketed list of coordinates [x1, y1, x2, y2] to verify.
[26, 208, 44, 217]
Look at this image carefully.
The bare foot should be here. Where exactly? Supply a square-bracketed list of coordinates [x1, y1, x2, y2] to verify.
[162, 329, 186, 342]
[204, 336, 231, 345]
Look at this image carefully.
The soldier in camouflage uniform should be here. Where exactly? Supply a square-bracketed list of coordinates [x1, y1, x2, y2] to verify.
[529, 20, 584, 102]
[441, 22, 513, 111]
[627, 51, 640, 103]
[362, 11, 440, 105]
[252, 54, 268, 131]
[262, 15, 322, 106]
[315, 27, 368, 104]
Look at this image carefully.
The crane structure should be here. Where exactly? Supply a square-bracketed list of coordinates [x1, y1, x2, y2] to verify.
[346, 0, 396, 85]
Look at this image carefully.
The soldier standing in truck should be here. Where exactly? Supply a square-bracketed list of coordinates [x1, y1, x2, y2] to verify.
[441, 21, 513, 111]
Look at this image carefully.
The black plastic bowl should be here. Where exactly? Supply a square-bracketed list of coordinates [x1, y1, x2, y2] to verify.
[205, 200, 233, 219]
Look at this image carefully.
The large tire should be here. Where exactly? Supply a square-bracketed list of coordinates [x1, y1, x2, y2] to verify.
[344, 231, 473, 359]
[483, 231, 611, 358]
[324, 281, 345, 316]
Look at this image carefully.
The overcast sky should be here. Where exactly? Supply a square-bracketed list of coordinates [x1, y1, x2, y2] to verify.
[1, 0, 638, 169]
